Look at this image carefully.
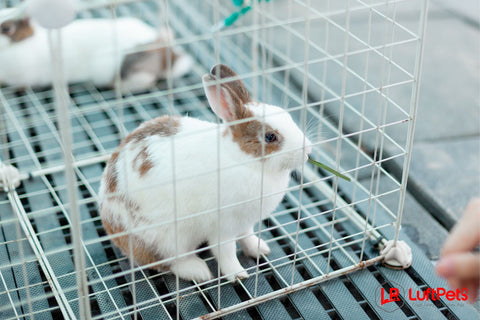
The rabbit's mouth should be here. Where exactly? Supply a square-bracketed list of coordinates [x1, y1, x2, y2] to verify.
[304, 144, 313, 158]
[304, 153, 309, 163]
[277, 150, 311, 171]
[301, 144, 313, 166]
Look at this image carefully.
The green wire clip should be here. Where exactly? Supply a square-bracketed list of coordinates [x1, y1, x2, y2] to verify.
[232, 0, 246, 6]
[212, 0, 272, 32]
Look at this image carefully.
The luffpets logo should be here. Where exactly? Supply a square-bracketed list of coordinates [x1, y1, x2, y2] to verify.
[381, 287, 401, 305]
[375, 281, 405, 312]
[375, 282, 469, 312]
[408, 287, 468, 302]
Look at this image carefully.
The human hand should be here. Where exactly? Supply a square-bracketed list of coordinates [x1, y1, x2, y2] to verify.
[436, 198, 480, 303]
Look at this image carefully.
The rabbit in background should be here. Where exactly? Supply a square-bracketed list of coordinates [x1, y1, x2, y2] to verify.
[0, 8, 193, 92]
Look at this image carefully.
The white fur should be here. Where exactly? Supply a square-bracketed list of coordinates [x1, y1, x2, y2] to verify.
[119, 72, 157, 93]
[0, 16, 190, 89]
[0, 162, 21, 189]
[99, 69, 312, 282]
[170, 53, 194, 79]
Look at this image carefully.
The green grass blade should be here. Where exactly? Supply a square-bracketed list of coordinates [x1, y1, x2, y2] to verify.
[308, 157, 351, 182]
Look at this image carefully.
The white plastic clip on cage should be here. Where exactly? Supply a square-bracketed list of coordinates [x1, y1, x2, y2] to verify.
[0, 0, 428, 319]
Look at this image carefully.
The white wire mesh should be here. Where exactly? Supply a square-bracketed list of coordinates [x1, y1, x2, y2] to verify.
[0, 0, 428, 319]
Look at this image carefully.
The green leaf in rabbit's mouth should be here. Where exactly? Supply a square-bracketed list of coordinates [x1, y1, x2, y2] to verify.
[308, 156, 351, 182]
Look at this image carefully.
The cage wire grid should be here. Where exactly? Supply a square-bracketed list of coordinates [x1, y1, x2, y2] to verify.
[0, 0, 444, 319]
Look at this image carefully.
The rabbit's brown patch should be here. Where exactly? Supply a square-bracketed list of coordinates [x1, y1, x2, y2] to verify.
[104, 195, 152, 230]
[124, 116, 180, 144]
[160, 47, 179, 70]
[108, 195, 141, 214]
[230, 110, 284, 157]
[105, 151, 120, 193]
[121, 45, 179, 80]
[1, 18, 33, 42]
[101, 198, 167, 269]
[102, 215, 165, 268]
[205, 64, 281, 157]
[133, 146, 154, 176]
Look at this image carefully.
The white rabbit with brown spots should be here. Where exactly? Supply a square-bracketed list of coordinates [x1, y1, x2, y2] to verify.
[0, 9, 192, 91]
[98, 64, 312, 282]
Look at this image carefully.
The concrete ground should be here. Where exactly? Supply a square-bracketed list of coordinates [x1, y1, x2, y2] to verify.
[397, 0, 480, 309]
[364, 0, 479, 309]
[389, 0, 479, 257]
[267, 0, 479, 310]
[404, 0, 479, 231]
[271, 0, 479, 257]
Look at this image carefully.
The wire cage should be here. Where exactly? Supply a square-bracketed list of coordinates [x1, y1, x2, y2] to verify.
[0, 0, 429, 319]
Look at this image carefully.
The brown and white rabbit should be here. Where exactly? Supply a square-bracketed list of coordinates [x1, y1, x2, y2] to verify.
[0, 8, 192, 92]
[98, 64, 312, 282]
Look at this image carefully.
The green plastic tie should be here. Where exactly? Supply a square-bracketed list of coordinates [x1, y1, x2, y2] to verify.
[224, 12, 240, 26]
[213, 0, 271, 31]
[232, 0, 244, 6]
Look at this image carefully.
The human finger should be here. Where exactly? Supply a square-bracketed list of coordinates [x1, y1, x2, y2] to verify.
[441, 198, 480, 257]
[465, 281, 479, 303]
[436, 252, 480, 280]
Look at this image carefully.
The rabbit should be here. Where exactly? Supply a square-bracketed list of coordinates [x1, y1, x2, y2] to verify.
[0, 10, 193, 92]
[98, 64, 312, 282]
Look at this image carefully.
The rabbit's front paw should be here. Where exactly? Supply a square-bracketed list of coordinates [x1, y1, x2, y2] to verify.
[170, 256, 212, 283]
[224, 268, 249, 282]
[240, 235, 271, 258]
[220, 259, 249, 282]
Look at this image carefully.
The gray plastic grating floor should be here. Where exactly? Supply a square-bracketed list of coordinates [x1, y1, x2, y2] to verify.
[0, 0, 479, 319]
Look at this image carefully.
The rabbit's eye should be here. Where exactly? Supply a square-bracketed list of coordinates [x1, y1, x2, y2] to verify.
[1, 23, 14, 35]
[265, 132, 277, 143]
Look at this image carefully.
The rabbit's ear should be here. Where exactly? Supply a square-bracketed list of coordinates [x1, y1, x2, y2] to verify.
[202, 64, 251, 122]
